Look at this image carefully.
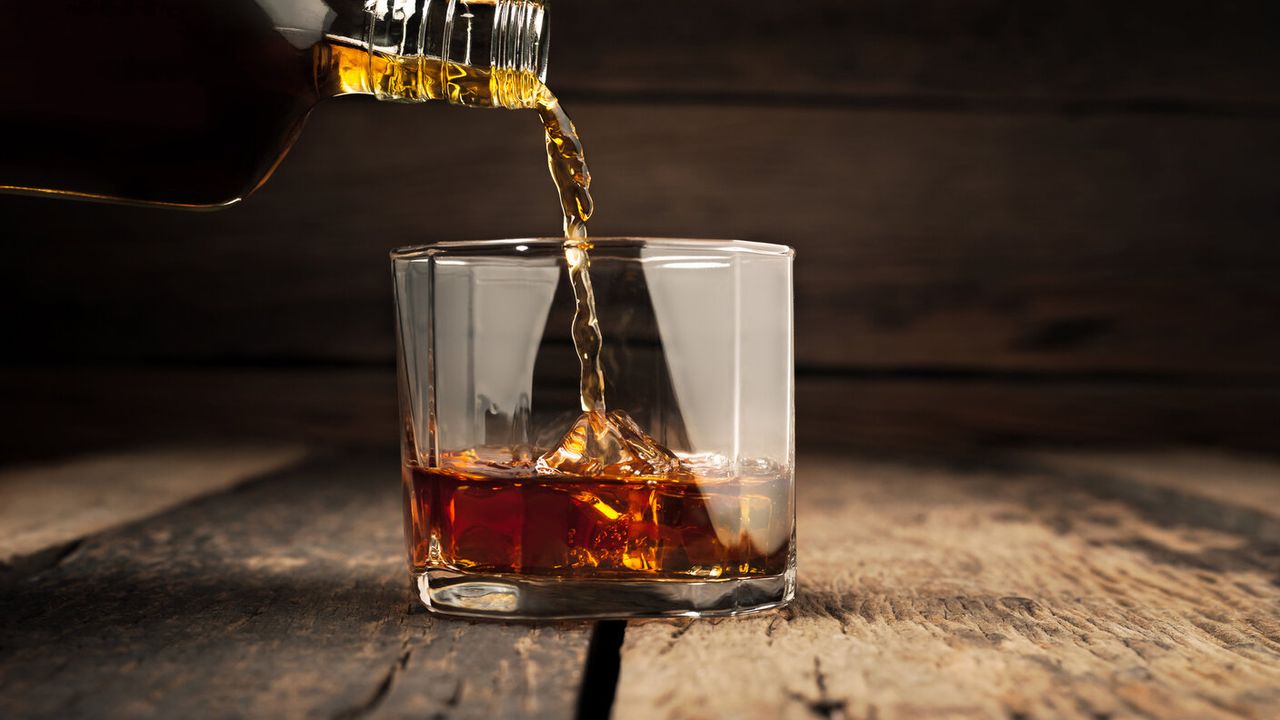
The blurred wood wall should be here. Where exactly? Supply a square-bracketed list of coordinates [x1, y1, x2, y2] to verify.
[3, 0, 1279, 459]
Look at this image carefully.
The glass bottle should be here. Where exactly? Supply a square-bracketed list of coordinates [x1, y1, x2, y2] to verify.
[0, 0, 550, 208]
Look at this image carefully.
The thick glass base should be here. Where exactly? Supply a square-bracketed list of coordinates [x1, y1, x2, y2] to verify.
[413, 567, 796, 620]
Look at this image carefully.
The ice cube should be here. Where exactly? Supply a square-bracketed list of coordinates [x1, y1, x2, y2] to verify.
[536, 409, 683, 478]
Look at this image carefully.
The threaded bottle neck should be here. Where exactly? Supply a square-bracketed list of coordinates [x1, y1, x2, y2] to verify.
[488, 0, 550, 108]
[343, 0, 548, 108]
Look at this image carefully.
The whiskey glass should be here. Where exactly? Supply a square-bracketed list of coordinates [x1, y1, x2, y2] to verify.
[392, 238, 795, 619]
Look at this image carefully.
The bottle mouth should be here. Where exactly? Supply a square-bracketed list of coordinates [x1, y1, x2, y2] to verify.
[490, 0, 550, 108]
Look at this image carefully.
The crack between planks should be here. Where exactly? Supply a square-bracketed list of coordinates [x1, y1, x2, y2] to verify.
[331, 639, 413, 720]
[788, 657, 850, 720]
[549, 88, 1280, 119]
[24, 359, 1280, 388]
[575, 621, 626, 720]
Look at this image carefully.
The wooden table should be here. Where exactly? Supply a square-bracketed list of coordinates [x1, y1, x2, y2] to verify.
[3, 447, 1279, 719]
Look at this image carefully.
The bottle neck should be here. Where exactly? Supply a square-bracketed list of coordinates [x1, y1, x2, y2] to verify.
[316, 0, 549, 109]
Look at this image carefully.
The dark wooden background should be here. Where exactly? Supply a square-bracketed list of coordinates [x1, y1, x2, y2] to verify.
[3, 0, 1279, 460]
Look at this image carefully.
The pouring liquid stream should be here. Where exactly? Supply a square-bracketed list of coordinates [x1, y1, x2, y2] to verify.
[532, 87, 682, 477]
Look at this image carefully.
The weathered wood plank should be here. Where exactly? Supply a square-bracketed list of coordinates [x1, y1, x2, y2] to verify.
[0, 454, 593, 719]
[614, 455, 1280, 719]
[3, 369, 1279, 460]
[3, 102, 1279, 375]
[0, 368, 397, 462]
[550, 0, 1280, 106]
[1029, 450, 1280, 542]
[0, 445, 305, 575]
[796, 376, 1280, 452]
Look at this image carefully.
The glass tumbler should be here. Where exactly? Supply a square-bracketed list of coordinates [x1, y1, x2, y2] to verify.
[392, 238, 795, 619]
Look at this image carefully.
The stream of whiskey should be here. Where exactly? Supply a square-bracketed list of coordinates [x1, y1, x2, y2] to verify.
[534, 88, 603, 409]
[529, 86, 686, 476]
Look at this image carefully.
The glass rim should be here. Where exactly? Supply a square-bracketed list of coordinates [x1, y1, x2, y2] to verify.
[390, 237, 795, 261]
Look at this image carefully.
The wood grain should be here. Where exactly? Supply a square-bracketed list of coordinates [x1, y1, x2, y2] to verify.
[0, 445, 305, 573]
[614, 455, 1280, 719]
[550, 0, 1280, 106]
[2, 101, 1278, 376]
[2, 1, 1279, 454]
[1029, 450, 1280, 542]
[0, 368, 396, 462]
[0, 453, 593, 720]
[796, 376, 1280, 452]
[4, 450, 1279, 717]
[4, 368, 1279, 462]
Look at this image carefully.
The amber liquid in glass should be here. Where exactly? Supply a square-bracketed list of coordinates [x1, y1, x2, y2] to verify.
[404, 88, 792, 581]
[404, 456, 791, 579]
